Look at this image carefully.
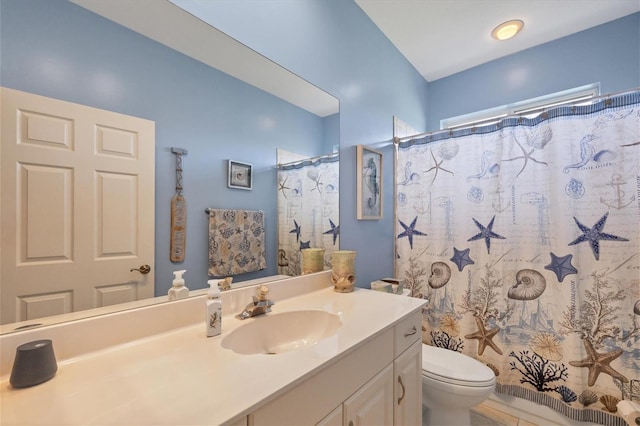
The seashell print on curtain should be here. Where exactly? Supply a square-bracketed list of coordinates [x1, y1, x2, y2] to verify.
[277, 154, 340, 275]
[395, 92, 640, 425]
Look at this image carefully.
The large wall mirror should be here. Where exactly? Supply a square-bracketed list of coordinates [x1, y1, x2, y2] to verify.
[0, 0, 339, 333]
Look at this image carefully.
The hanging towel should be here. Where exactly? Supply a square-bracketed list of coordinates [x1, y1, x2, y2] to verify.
[208, 209, 266, 276]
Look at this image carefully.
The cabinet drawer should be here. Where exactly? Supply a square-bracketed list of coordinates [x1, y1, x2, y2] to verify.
[394, 310, 421, 357]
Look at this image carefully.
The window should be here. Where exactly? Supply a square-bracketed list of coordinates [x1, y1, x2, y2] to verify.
[440, 83, 600, 131]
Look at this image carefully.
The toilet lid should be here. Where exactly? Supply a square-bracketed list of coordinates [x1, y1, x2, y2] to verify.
[422, 345, 496, 387]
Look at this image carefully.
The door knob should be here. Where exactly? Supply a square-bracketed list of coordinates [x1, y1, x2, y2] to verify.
[130, 264, 151, 274]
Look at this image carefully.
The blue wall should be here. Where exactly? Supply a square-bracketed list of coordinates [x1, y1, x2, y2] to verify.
[174, 0, 431, 288]
[188, 2, 639, 287]
[0, 0, 331, 295]
[427, 13, 640, 130]
[323, 113, 340, 153]
[4, 0, 637, 295]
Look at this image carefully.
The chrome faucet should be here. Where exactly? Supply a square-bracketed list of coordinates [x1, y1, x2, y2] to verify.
[236, 285, 274, 320]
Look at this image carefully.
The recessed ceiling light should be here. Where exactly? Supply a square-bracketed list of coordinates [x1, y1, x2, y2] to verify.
[491, 20, 524, 41]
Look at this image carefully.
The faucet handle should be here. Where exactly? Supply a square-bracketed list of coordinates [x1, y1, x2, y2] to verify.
[256, 285, 270, 301]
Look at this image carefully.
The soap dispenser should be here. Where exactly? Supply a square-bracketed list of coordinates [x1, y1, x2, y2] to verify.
[168, 270, 189, 301]
[206, 280, 222, 337]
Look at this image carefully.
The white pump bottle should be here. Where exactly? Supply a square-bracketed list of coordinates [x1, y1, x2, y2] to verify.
[168, 270, 189, 301]
[206, 280, 222, 337]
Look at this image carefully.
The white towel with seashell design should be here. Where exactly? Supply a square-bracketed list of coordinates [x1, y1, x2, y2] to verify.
[208, 209, 266, 276]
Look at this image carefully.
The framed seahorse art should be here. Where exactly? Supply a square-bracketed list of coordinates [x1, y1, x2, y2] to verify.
[356, 144, 383, 220]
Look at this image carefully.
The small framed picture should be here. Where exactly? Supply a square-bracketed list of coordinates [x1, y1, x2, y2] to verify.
[356, 145, 383, 220]
[227, 160, 253, 190]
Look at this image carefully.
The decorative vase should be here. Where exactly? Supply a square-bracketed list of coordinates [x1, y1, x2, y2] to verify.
[330, 250, 356, 292]
[301, 248, 325, 274]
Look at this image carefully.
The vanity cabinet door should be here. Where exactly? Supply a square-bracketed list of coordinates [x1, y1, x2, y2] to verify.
[316, 405, 343, 426]
[343, 364, 394, 426]
[229, 416, 248, 426]
[394, 340, 422, 426]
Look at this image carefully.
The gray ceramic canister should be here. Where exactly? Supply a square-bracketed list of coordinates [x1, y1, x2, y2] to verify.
[10, 339, 58, 388]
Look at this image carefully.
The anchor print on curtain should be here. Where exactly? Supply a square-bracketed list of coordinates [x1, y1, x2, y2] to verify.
[277, 154, 340, 275]
[395, 92, 640, 425]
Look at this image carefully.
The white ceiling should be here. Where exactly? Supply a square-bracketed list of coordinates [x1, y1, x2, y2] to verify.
[355, 0, 640, 82]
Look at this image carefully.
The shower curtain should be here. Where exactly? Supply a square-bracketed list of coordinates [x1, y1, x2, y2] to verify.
[277, 154, 339, 275]
[395, 92, 639, 425]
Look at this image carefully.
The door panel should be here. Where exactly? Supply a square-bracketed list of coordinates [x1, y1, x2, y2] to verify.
[1, 87, 155, 325]
[96, 171, 137, 256]
[21, 164, 73, 261]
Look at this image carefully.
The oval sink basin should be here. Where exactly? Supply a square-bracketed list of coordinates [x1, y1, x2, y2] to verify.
[222, 310, 342, 355]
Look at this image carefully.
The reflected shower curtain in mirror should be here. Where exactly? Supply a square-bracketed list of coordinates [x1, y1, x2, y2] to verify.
[395, 92, 639, 425]
[277, 154, 339, 275]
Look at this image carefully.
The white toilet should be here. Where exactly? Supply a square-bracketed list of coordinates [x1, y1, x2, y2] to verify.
[421, 344, 496, 426]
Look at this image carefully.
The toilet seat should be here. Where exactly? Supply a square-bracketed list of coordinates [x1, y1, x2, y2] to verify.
[422, 345, 496, 387]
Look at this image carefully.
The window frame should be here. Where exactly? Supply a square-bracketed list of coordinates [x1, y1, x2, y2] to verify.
[440, 83, 600, 131]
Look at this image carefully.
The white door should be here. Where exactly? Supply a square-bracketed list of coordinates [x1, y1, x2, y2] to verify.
[1, 87, 155, 325]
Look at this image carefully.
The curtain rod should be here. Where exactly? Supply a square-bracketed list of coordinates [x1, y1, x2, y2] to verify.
[276, 151, 339, 168]
[394, 87, 640, 144]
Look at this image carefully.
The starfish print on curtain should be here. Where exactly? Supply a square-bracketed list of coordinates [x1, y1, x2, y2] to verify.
[289, 220, 301, 242]
[467, 216, 506, 254]
[465, 316, 503, 356]
[544, 252, 578, 282]
[569, 339, 628, 387]
[450, 247, 475, 271]
[568, 212, 629, 260]
[323, 219, 340, 245]
[503, 133, 549, 178]
[278, 176, 290, 199]
[397, 216, 427, 249]
[424, 148, 453, 184]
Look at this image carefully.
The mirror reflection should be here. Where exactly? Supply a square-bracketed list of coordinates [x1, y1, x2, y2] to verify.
[276, 149, 340, 276]
[0, 0, 339, 332]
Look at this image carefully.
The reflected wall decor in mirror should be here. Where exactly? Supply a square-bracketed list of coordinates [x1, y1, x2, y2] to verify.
[0, 0, 339, 333]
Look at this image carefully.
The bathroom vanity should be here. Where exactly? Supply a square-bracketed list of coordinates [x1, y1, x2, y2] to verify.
[249, 307, 422, 425]
[0, 271, 426, 425]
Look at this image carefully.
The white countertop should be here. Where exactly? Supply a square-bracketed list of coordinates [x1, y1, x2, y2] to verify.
[1, 283, 425, 425]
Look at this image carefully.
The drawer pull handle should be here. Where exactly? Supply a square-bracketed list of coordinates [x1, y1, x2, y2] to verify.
[397, 375, 406, 405]
[349, 421, 354, 426]
[404, 326, 417, 337]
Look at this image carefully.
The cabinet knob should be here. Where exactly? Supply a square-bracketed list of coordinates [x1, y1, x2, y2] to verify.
[348, 421, 354, 426]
